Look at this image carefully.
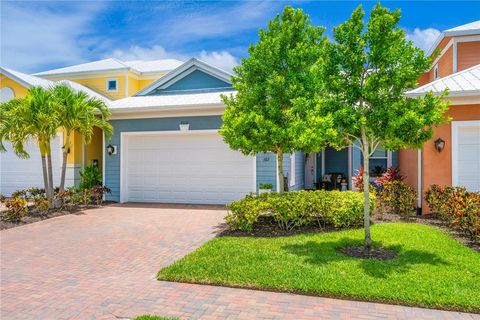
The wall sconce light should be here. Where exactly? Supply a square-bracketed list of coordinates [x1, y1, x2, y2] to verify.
[434, 138, 445, 153]
[106, 144, 117, 155]
[179, 121, 190, 131]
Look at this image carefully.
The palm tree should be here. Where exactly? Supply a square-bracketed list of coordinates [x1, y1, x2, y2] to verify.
[0, 86, 59, 201]
[51, 84, 113, 191]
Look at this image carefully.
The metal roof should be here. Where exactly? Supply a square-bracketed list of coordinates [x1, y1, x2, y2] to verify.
[33, 58, 184, 77]
[405, 64, 480, 97]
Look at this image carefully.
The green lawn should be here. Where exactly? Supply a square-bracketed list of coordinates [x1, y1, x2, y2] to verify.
[134, 316, 179, 320]
[158, 223, 480, 312]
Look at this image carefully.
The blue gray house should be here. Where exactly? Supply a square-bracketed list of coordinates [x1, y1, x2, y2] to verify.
[104, 58, 397, 204]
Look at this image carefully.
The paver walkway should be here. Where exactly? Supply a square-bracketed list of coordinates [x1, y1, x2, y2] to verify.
[1, 204, 478, 320]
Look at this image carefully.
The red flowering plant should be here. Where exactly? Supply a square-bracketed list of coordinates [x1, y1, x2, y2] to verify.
[352, 165, 365, 191]
[375, 166, 404, 188]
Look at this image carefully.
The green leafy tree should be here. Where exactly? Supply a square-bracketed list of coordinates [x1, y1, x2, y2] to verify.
[52, 84, 112, 191]
[0, 87, 59, 202]
[221, 6, 332, 193]
[314, 4, 449, 248]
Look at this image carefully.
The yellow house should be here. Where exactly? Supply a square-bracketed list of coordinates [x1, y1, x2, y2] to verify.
[1, 59, 183, 193]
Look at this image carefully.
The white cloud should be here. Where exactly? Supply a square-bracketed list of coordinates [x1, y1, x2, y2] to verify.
[406, 28, 441, 52]
[107, 45, 239, 72]
[109, 45, 187, 61]
[159, 1, 282, 43]
[198, 50, 239, 72]
[0, 2, 106, 73]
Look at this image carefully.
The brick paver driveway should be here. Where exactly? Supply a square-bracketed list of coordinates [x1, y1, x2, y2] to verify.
[1, 204, 478, 320]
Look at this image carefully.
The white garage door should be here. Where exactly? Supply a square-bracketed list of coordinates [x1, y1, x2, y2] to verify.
[0, 135, 63, 196]
[453, 121, 480, 192]
[121, 131, 255, 204]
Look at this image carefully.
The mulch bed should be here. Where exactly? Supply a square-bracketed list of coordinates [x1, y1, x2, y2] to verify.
[337, 245, 398, 260]
[219, 216, 339, 237]
[0, 202, 115, 230]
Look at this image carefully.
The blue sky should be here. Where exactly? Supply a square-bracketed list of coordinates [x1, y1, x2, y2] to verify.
[1, 1, 479, 73]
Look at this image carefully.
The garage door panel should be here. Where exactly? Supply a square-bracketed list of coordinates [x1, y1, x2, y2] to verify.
[454, 123, 480, 192]
[123, 132, 254, 204]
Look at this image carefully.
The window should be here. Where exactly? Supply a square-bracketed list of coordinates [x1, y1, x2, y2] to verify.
[0, 87, 15, 102]
[361, 146, 392, 179]
[106, 79, 118, 92]
[434, 64, 439, 80]
[290, 153, 296, 186]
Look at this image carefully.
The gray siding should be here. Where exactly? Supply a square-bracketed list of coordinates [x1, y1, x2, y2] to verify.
[255, 152, 305, 192]
[256, 152, 277, 191]
[104, 116, 223, 202]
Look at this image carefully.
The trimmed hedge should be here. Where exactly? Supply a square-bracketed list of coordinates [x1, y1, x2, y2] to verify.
[226, 190, 375, 232]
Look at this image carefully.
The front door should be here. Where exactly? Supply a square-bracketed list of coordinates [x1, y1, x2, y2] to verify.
[304, 153, 316, 189]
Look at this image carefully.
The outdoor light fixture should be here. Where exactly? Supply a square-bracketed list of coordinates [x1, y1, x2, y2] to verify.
[434, 138, 445, 153]
[179, 121, 190, 131]
[106, 144, 117, 155]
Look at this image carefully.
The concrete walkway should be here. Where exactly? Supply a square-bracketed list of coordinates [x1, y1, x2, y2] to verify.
[1, 204, 478, 320]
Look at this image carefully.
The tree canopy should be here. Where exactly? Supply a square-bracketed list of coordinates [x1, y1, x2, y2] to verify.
[314, 4, 450, 248]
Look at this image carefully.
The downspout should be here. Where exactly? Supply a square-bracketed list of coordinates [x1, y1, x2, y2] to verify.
[417, 149, 422, 215]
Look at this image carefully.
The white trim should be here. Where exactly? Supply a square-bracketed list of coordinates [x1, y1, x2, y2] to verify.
[252, 155, 257, 193]
[125, 73, 129, 98]
[348, 145, 352, 190]
[102, 131, 106, 200]
[136, 58, 233, 96]
[453, 39, 458, 73]
[417, 149, 422, 209]
[290, 153, 296, 187]
[429, 38, 453, 70]
[321, 149, 325, 177]
[276, 156, 280, 192]
[106, 78, 118, 93]
[451, 120, 480, 188]
[110, 108, 225, 120]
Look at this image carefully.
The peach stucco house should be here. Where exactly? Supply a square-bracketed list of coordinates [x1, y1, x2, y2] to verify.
[400, 21, 480, 213]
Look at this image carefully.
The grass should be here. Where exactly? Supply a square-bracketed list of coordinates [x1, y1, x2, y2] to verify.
[134, 316, 179, 320]
[158, 223, 480, 312]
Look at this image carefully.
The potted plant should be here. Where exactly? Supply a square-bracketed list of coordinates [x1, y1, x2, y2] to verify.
[259, 183, 273, 194]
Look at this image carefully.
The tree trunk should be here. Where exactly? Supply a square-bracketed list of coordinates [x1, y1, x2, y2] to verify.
[276, 150, 285, 193]
[361, 130, 372, 250]
[39, 140, 50, 200]
[59, 133, 70, 192]
[46, 140, 55, 205]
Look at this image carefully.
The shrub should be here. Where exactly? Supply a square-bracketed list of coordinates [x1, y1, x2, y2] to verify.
[1, 197, 28, 222]
[91, 185, 112, 205]
[79, 165, 102, 189]
[375, 166, 404, 188]
[225, 190, 374, 232]
[376, 181, 417, 218]
[259, 183, 273, 189]
[226, 194, 267, 232]
[352, 165, 364, 191]
[425, 185, 480, 241]
[266, 192, 311, 231]
[324, 191, 375, 228]
[32, 196, 50, 215]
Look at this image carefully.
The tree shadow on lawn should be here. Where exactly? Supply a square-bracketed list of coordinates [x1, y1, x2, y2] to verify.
[282, 238, 450, 279]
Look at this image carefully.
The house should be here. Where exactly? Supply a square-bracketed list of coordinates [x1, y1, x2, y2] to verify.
[0, 67, 111, 195]
[400, 20, 480, 213]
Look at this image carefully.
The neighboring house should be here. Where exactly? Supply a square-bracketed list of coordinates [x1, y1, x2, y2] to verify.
[34, 58, 183, 100]
[400, 20, 480, 213]
[0, 58, 182, 196]
[0, 67, 111, 195]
